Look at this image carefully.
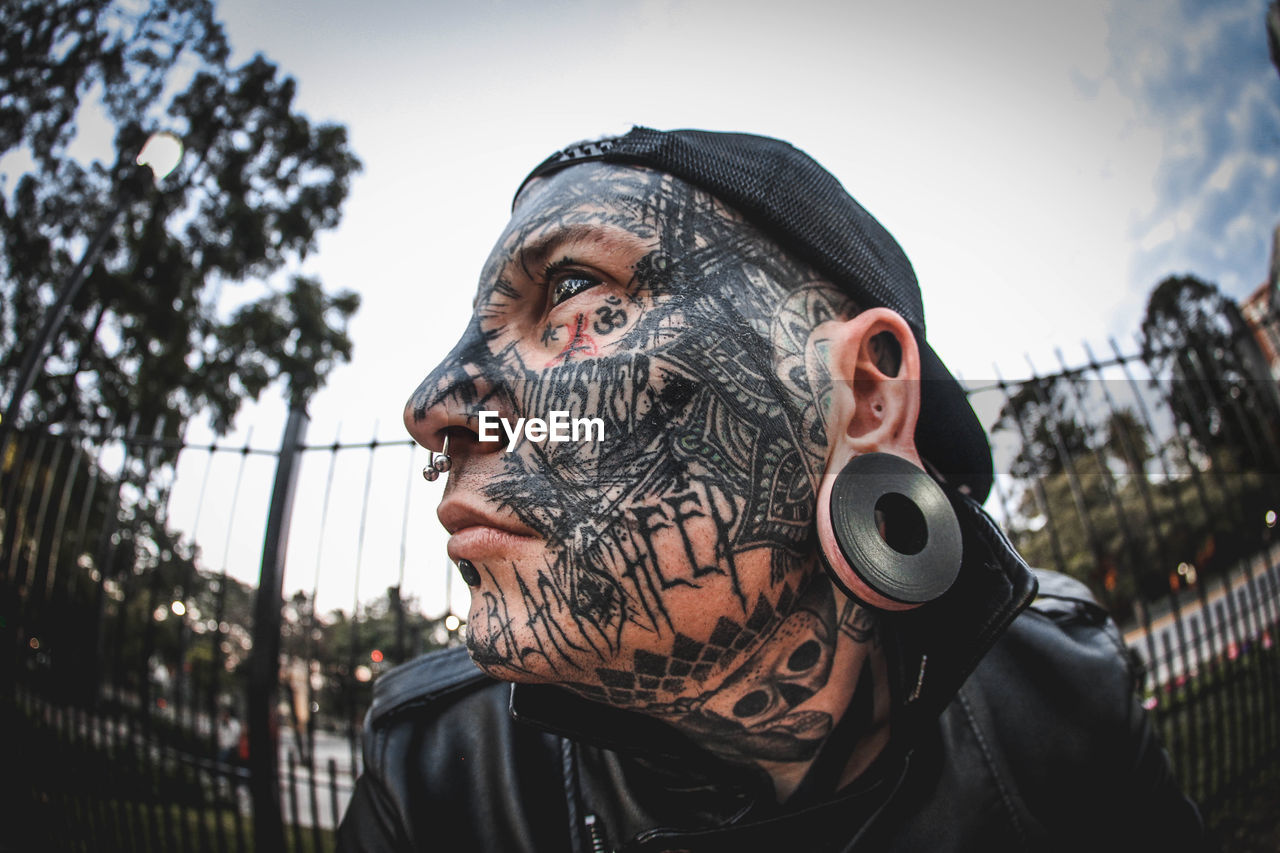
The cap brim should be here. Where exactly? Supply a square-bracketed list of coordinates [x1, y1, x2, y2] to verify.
[915, 340, 993, 504]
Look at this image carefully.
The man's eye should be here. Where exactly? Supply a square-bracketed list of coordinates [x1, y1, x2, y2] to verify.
[550, 273, 601, 306]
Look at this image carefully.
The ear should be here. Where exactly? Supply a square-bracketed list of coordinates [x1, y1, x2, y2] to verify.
[821, 308, 924, 475]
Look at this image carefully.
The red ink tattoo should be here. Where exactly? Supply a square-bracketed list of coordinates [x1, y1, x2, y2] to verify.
[545, 313, 598, 366]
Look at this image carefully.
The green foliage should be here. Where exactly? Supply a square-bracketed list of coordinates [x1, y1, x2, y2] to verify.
[0, 0, 361, 440]
[220, 276, 361, 410]
[1004, 449, 1273, 617]
[993, 374, 1094, 479]
[282, 588, 460, 728]
[1141, 275, 1280, 473]
[4, 425, 457, 740]
[995, 274, 1280, 619]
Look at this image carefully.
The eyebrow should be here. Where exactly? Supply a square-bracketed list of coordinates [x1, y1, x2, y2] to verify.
[470, 223, 636, 312]
[513, 224, 609, 281]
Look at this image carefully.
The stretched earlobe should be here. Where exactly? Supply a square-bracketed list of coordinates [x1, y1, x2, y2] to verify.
[816, 452, 961, 611]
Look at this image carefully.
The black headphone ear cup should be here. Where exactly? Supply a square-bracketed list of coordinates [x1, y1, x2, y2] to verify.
[817, 452, 962, 610]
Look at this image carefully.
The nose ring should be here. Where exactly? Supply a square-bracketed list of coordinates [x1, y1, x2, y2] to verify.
[422, 434, 452, 481]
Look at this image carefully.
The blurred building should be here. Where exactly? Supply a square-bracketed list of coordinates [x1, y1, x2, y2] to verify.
[1240, 225, 1280, 378]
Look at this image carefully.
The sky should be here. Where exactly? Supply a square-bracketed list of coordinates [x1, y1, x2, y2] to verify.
[139, 0, 1280, 616]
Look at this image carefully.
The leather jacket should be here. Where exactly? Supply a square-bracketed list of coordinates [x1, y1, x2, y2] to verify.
[337, 495, 1203, 852]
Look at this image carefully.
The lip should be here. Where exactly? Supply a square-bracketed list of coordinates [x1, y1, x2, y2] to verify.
[438, 497, 538, 561]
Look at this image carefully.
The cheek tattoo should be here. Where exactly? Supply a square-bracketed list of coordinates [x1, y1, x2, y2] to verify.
[409, 164, 875, 773]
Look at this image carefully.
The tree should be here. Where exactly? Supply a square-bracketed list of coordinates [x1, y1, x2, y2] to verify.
[992, 373, 1094, 480]
[0, 0, 361, 442]
[1140, 275, 1280, 474]
[990, 276, 1280, 621]
[1105, 407, 1153, 481]
[303, 591, 460, 736]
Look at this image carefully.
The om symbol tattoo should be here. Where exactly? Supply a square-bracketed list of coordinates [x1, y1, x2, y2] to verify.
[593, 296, 628, 335]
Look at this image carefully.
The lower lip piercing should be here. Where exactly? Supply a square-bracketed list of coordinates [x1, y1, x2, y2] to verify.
[456, 558, 480, 586]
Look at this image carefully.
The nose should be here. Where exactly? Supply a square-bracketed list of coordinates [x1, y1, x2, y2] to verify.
[403, 315, 514, 458]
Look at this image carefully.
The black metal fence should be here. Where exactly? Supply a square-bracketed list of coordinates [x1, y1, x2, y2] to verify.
[1, 414, 457, 852]
[4, 300, 1280, 849]
[968, 306, 1280, 816]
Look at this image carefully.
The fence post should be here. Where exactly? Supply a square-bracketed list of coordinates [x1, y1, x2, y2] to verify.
[248, 405, 309, 852]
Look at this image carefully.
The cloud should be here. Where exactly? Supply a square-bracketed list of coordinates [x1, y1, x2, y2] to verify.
[1106, 0, 1280, 299]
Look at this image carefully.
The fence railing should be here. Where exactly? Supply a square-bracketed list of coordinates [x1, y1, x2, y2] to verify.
[970, 301, 1280, 813]
[1, 414, 458, 852]
[3, 299, 1280, 848]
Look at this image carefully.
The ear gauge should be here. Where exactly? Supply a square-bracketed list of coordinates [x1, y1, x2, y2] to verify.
[421, 434, 452, 482]
[816, 452, 962, 611]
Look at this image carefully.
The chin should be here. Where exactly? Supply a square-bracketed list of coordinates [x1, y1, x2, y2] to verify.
[464, 645, 547, 684]
[456, 550, 634, 682]
[460, 598, 580, 684]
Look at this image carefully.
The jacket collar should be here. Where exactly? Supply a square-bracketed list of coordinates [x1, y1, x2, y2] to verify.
[877, 490, 1039, 744]
[510, 490, 1038, 779]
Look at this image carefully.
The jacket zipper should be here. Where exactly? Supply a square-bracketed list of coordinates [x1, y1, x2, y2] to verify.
[585, 813, 608, 853]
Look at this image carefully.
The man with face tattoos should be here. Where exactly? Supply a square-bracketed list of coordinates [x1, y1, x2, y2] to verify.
[337, 129, 1202, 852]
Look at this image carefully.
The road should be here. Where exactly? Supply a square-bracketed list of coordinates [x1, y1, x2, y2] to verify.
[275, 729, 358, 831]
[1121, 555, 1279, 691]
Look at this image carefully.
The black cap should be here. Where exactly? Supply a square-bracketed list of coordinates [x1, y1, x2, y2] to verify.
[516, 126, 993, 503]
